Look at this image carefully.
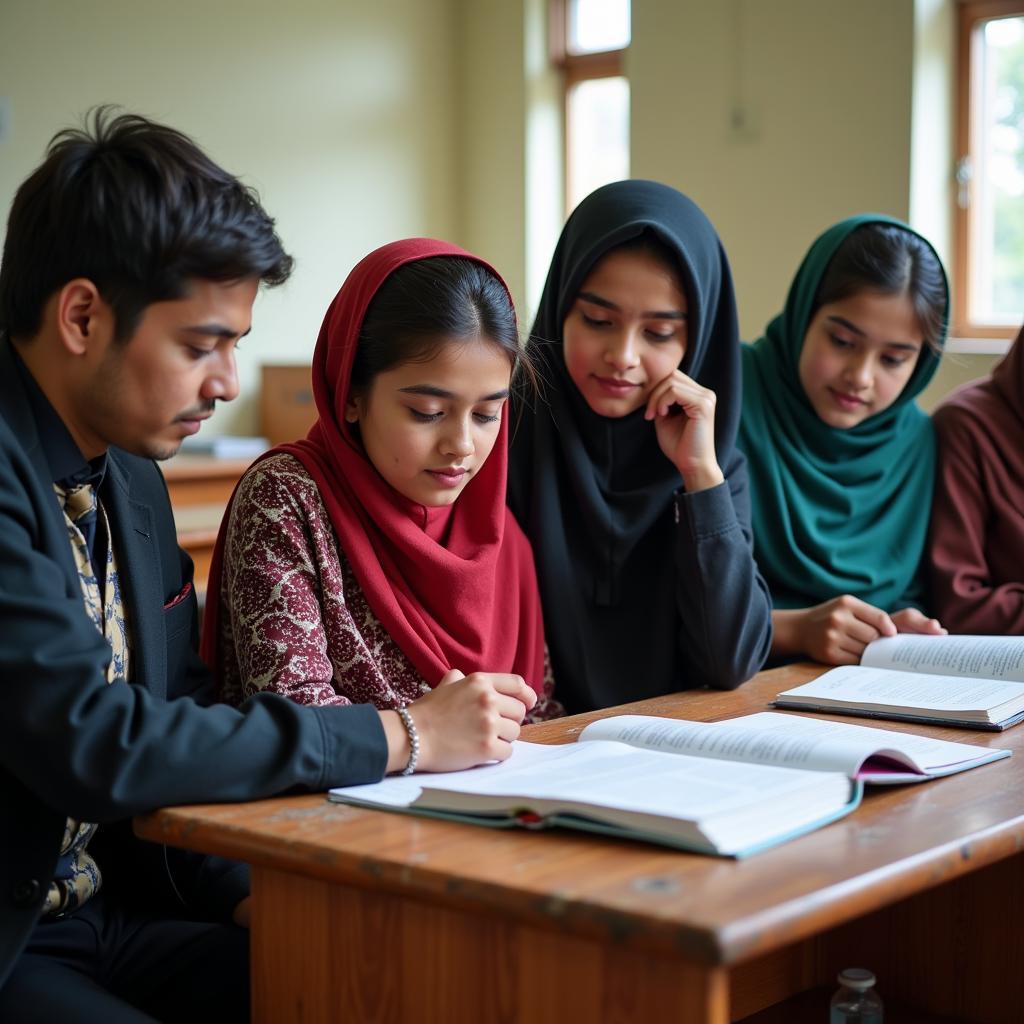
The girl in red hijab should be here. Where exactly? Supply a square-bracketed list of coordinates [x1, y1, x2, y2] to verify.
[202, 239, 557, 719]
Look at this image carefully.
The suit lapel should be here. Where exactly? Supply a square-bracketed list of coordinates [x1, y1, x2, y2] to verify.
[0, 339, 167, 698]
[0, 341, 59, 497]
[0, 340, 82, 593]
[104, 454, 166, 699]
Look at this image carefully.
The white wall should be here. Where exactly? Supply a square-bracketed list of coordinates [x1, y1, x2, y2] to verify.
[0, 0, 461, 434]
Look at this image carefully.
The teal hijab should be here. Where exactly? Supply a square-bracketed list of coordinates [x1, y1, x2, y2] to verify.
[739, 215, 948, 611]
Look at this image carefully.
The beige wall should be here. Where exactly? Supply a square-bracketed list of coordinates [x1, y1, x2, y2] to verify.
[630, 0, 916, 341]
[919, 351, 995, 411]
[912, 0, 1001, 408]
[454, 0, 528, 310]
[454, 0, 562, 327]
[0, 0, 461, 435]
[0, 0, 1002, 432]
[628, 0, 1001, 404]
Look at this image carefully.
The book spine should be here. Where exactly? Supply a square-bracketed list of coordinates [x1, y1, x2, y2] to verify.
[770, 700, 1005, 732]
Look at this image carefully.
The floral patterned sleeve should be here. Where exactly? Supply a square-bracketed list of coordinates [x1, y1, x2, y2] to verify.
[220, 454, 354, 707]
[217, 454, 557, 719]
[525, 643, 564, 723]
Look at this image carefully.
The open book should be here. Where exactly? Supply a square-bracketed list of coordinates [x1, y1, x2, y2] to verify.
[774, 635, 1024, 730]
[328, 712, 1007, 857]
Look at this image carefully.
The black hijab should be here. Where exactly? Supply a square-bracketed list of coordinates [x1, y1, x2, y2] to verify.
[508, 180, 746, 712]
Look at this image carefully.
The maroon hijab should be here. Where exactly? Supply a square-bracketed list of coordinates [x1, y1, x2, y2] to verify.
[202, 238, 545, 690]
[991, 324, 1024, 423]
[929, 325, 1024, 632]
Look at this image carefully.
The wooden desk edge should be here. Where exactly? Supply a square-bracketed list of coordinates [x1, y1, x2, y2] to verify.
[135, 793, 1024, 968]
[134, 664, 1024, 966]
[135, 802, 728, 963]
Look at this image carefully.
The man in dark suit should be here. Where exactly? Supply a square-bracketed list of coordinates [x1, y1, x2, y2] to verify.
[0, 109, 535, 1022]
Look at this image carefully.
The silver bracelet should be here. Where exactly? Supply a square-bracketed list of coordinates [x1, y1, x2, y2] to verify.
[396, 705, 420, 776]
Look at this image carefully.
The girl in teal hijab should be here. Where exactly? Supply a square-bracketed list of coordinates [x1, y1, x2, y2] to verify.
[739, 215, 949, 665]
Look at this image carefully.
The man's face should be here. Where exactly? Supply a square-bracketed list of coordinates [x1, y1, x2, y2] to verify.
[77, 278, 258, 460]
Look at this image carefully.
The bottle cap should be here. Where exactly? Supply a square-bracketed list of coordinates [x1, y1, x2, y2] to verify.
[838, 968, 876, 990]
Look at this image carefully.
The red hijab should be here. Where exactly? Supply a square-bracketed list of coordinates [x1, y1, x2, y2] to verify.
[202, 238, 545, 691]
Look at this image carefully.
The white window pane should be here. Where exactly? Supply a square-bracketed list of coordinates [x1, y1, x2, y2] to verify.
[568, 0, 630, 55]
[971, 15, 1024, 324]
[567, 76, 630, 212]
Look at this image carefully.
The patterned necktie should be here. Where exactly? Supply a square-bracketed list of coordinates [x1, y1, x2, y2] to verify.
[44, 481, 132, 916]
[53, 481, 129, 681]
[61, 482, 99, 562]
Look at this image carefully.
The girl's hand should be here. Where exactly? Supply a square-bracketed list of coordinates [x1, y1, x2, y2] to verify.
[381, 669, 537, 774]
[775, 595, 898, 665]
[890, 607, 946, 636]
[645, 370, 724, 492]
[774, 601, 946, 665]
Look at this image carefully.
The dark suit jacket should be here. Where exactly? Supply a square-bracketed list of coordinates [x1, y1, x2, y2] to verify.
[0, 340, 387, 988]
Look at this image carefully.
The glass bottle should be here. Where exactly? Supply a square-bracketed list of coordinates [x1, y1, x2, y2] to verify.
[830, 967, 883, 1023]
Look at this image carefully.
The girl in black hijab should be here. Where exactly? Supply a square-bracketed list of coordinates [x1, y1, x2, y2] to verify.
[508, 180, 771, 713]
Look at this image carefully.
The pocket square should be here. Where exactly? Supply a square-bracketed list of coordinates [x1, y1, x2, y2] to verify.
[163, 581, 193, 610]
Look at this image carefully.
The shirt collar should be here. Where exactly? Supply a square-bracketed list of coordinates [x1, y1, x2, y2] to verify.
[11, 343, 108, 489]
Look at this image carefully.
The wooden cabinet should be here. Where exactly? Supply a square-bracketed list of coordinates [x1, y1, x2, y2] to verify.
[161, 455, 253, 600]
[260, 364, 317, 445]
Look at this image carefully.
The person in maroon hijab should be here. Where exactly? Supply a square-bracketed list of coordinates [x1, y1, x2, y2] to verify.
[202, 238, 558, 718]
[929, 324, 1024, 634]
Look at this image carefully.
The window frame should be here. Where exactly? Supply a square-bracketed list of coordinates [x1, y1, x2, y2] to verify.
[550, 0, 630, 216]
[953, 0, 1024, 340]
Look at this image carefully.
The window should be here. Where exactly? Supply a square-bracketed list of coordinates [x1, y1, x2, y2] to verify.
[551, 0, 631, 214]
[955, 1, 1024, 338]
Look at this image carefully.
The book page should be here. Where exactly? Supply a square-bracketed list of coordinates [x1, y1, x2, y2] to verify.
[415, 740, 853, 851]
[578, 710, 1008, 777]
[328, 738, 859, 854]
[331, 739, 846, 822]
[580, 714, 878, 775]
[862, 635, 1024, 681]
[329, 740, 570, 808]
[782, 664, 1024, 712]
[700, 712, 1003, 775]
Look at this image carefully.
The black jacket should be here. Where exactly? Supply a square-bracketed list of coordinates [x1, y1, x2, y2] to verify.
[0, 340, 387, 988]
[508, 180, 772, 712]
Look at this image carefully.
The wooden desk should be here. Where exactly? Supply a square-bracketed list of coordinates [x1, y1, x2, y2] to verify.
[135, 665, 1024, 1023]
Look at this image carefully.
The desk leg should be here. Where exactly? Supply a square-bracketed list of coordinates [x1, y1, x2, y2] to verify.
[250, 867, 730, 1024]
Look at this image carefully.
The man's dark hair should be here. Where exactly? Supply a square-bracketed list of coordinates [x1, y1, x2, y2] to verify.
[0, 106, 294, 342]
